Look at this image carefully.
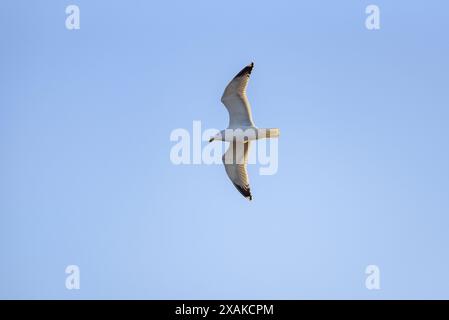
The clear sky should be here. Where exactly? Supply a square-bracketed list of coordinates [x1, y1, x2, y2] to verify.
[1, 0, 449, 299]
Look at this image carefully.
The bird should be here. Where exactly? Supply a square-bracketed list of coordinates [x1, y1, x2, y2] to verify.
[209, 62, 280, 200]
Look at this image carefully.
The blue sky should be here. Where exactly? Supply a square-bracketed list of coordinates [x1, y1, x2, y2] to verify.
[1, 0, 449, 299]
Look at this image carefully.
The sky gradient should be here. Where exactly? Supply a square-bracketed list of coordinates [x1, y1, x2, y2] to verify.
[1, 0, 449, 299]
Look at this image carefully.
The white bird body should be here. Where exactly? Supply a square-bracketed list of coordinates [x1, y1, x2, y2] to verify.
[210, 62, 280, 200]
[213, 127, 280, 142]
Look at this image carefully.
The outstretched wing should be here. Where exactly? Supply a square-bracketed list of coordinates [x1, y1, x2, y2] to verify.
[221, 62, 255, 128]
[222, 141, 252, 200]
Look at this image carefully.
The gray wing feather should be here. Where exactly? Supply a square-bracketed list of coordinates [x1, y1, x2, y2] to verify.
[221, 63, 255, 128]
[222, 141, 252, 200]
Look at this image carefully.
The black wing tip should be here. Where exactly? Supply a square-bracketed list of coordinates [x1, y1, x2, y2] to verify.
[233, 62, 254, 79]
[233, 183, 253, 201]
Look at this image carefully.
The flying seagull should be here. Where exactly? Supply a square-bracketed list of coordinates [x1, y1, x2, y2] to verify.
[209, 62, 280, 200]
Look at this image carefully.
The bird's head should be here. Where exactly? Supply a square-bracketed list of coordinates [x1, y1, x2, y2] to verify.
[208, 132, 224, 143]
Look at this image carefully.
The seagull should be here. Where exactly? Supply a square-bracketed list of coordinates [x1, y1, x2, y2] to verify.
[209, 62, 280, 200]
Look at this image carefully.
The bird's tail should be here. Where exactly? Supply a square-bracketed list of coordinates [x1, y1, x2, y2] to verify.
[258, 128, 280, 139]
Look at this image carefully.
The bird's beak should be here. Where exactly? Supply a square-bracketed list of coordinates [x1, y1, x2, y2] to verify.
[209, 137, 214, 143]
